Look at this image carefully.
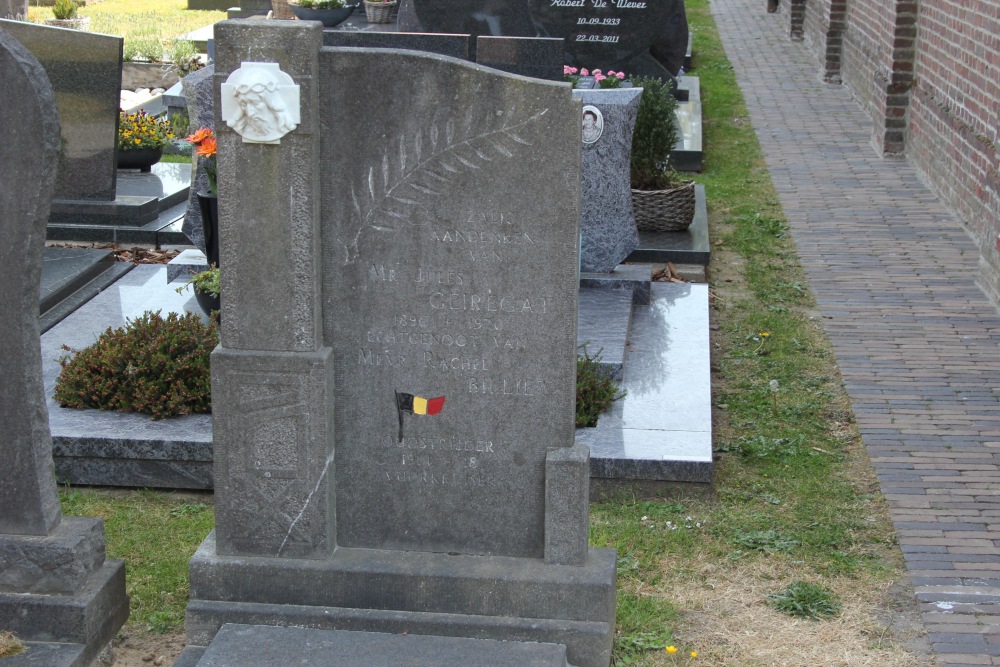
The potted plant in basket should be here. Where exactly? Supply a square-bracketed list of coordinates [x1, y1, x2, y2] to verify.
[286, 0, 357, 27]
[630, 75, 695, 232]
[362, 0, 396, 24]
[116, 110, 173, 172]
[186, 127, 220, 269]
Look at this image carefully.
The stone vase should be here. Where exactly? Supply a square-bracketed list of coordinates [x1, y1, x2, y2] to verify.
[116, 146, 163, 172]
[198, 192, 219, 268]
[43, 16, 90, 30]
[288, 3, 356, 26]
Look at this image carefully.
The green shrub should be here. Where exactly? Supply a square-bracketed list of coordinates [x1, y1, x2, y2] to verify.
[630, 75, 680, 190]
[54, 311, 217, 420]
[576, 344, 626, 427]
[52, 0, 78, 20]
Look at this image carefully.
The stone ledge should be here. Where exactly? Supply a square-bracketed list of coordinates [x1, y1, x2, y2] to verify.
[0, 517, 106, 596]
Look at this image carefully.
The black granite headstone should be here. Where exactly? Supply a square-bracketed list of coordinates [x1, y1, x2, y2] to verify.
[0, 20, 123, 201]
[398, 0, 688, 77]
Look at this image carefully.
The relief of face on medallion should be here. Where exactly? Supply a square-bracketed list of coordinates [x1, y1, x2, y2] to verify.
[220, 62, 301, 144]
[581, 105, 604, 144]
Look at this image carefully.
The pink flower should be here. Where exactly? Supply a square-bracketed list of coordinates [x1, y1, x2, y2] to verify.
[592, 69, 602, 76]
[616, 71, 626, 79]
[594, 73, 606, 82]
[564, 65, 579, 75]
[580, 68, 589, 76]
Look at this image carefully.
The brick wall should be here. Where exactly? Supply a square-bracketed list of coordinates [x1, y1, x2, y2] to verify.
[906, 0, 1000, 301]
[796, 0, 1000, 304]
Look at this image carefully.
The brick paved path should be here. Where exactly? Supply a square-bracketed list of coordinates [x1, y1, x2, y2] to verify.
[712, 2, 1000, 665]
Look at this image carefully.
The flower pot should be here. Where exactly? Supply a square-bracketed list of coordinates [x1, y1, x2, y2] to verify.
[631, 181, 696, 232]
[288, 3, 356, 26]
[194, 288, 220, 321]
[197, 192, 219, 269]
[363, 0, 395, 23]
[116, 147, 163, 172]
[44, 16, 90, 30]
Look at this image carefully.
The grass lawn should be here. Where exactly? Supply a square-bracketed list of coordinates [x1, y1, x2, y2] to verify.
[27, 0, 224, 62]
[45, 0, 925, 664]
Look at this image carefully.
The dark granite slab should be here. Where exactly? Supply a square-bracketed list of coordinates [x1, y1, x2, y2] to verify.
[323, 30, 470, 60]
[626, 184, 709, 265]
[193, 624, 569, 667]
[40, 247, 114, 314]
[670, 75, 702, 172]
[476, 35, 562, 80]
[0, 641, 86, 667]
[578, 287, 633, 381]
[47, 161, 191, 229]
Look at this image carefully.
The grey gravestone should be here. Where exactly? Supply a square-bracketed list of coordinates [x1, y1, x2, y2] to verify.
[0, 28, 128, 666]
[0, 20, 123, 201]
[184, 20, 615, 667]
[182, 63, 215, 254]
[1, 0, 26, 19]
[398, 0, 688, 77]
[575, 87, 641, 273]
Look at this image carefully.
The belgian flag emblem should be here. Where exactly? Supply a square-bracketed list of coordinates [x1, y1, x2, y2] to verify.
[395, 391, 446, 415]
[395, 390, 446, 442]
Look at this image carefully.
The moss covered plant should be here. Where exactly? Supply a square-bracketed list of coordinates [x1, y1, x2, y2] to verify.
[630, 75, 682, 191]
[576, 344, 626, 427]
[54, 311, 217, 420]
[0, 632, 25, 659]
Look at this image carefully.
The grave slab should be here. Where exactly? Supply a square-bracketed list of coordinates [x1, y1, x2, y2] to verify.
[670, 76, 703, 172]
[0, 642, 86, 667]
[191, 623, 570, 667]
[577, 288, 633, 381]
[39, 247, 114, 314]
[578, 282, 713, 485]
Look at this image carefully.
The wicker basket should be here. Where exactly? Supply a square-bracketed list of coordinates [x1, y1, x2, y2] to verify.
[364, 0, 396, 22]
[270, 0, 296, 19]
[631, 181, 696, 232]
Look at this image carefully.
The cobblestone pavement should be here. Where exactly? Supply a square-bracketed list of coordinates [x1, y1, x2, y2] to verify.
[712, 1, 1000, 664]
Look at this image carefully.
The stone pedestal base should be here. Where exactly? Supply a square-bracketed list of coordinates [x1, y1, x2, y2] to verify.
[186, 533, 616, 667]
[0, 518, 129, 667]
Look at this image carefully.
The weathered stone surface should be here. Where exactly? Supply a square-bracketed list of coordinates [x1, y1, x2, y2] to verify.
[0, 0, 26, 19]
[321, 47, 580, 558]
[183, 64, 215, 253]
[0, 20, 122, 201]
[0, 517, 105, 595]
[574, 87, 641, 273]
[398, 0, 689, 77]
[0, 26, 62, 537]
[544, 444, 590, 566]
[195, 624, 570, 666]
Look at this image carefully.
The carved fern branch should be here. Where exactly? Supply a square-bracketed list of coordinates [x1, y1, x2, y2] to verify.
[342, 107, 549, 263]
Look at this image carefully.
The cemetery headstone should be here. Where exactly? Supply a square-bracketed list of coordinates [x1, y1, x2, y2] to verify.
[1, 0, 26, 19]
[398, 0, 689, 78]
[0, 28, 128, 666]
[575, 87, 642, 273]
[183, 64, 216, 254]
[182, 20, 616, 667]
[0, 20, 123, 201]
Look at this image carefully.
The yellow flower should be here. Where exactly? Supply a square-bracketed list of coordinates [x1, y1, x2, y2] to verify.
[690, 651, 698, 658]
[665, 645, 677, 654]
[759, 331, 770, 337]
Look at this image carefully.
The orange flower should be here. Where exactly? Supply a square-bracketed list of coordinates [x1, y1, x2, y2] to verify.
[186, 127, 213, 144]
[195, 137, 217, 158]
